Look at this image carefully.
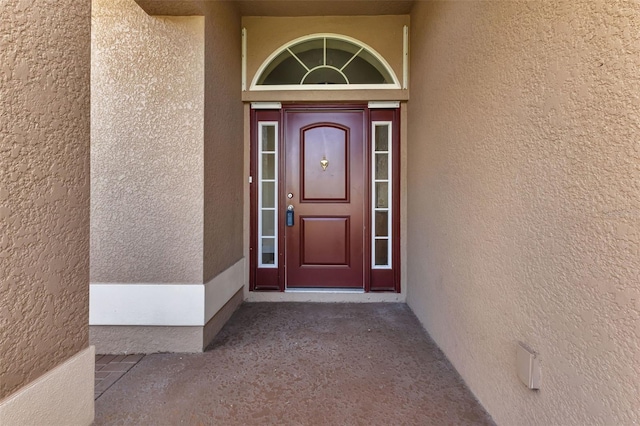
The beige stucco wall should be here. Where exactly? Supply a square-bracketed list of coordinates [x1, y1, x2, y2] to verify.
[243, 15, 409, 89]
[91, 0, 205, 284]
[0, 0, 91, 400]
[203, 2, 244, 282]
[407, 1, 640, 425]
[91, 1, 244, 350]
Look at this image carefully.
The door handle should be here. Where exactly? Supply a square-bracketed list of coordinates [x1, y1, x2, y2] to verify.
[286, 205, 294, 227]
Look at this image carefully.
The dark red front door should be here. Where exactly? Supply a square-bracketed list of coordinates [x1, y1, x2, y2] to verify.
[284, 109, 365, 288]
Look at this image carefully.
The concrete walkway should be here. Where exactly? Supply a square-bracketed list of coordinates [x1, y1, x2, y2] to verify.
[95, 303, 493, 425]
[95, 354, 145, 400]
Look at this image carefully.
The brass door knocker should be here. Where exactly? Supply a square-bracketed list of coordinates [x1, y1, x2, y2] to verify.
[320, 156, 329, 171]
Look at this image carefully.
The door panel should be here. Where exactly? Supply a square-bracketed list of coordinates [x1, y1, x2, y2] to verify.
[301, 126, 348, 201]
[285, 109, 365, 288]
[301, 217, 350, 265]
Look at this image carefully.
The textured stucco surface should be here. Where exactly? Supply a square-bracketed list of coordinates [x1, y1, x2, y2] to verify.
[91, 0, 205, 284]
[91, 325, 204, 354]
[407, 1, 640, 425]
[0, 0, 91, 400]
[203, 2, 245, 282]
[136, 0, 414, 17]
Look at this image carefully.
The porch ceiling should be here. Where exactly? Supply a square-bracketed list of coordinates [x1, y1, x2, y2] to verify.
[134, 0, 415, 16]
[238, 0, 414, 16]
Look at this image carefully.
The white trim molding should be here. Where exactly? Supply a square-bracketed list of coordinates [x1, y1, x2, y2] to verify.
[90, 283, 204, 326]
[257, 122, 279, 269]
[0, 347, 95, 426]
[403, 25, 409, 90]
[368, 101, 400, 109]
[242, 28, 247, 91]
[90, 259, 245, 327]
[250, 84, 399, 91]
[204, 259, 245, 323]
[371, 120, 393, 269]
[251, 102, 282, 110]
[250, 33, 401, 90]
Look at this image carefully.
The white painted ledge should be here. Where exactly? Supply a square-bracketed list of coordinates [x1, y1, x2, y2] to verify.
[0, 346, 95, 426]
[204, 259, 245, 323]
[90, 283, 204, 326]
[90, 259, 246, 326]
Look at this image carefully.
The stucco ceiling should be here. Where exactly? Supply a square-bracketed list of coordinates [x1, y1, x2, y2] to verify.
[238, 1, 415, 16]
[135, 0, 415, 16]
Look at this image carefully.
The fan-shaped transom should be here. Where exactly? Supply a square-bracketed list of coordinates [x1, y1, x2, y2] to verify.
[252, 34, 400, 90]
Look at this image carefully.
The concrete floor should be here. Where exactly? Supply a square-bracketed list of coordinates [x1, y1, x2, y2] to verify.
[95, 303, 494, 425]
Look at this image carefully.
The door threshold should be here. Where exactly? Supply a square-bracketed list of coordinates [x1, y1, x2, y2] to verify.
[246, 289, 405, 303]
[285, 288, 365, 294]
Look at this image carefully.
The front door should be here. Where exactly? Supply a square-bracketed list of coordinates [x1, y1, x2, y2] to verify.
[284, 108, 365, 288]
[250, 104, 400, 293]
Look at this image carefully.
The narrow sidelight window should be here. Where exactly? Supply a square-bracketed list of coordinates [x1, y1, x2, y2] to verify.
[258, 122, 278, 267]
[372, 122, 392, 268]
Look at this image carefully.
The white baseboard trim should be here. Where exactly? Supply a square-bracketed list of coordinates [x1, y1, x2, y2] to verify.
[90, 282, 204, 326]
[0, 346, 95, 426]
[90, 259, 246, 326]
[204, 259, 245, 324]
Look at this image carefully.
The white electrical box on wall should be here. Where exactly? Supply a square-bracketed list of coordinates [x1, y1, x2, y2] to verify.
[517, 342, 541, 390]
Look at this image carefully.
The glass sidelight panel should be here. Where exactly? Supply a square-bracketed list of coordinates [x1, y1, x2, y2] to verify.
[262, 125, 276, 151]
[258, 122, 278, 267]
[375, 154, 389, 180]
[375, 211, 388, 237]
[375, 182, 389, 208]
[262, 154, 276, 179]
[374, 239, 389, 266]
[372, 122, 392, 268]
[261, 238, 276, 265]
[261, 182, 275, 208]
[375, 126, 389, 151]
[262, 210, 275, 237]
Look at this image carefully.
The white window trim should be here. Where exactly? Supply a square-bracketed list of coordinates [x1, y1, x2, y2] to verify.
[258, 121, 279, 268]
[251, 83, 400, 92]
[250, 33, 401, 91]
[372, 121, 393, 269]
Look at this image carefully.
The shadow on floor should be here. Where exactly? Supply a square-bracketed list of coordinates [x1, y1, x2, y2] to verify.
[95, 303, 494, 425]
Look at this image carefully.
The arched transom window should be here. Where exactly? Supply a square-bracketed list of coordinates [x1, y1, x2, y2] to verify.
[252, 34, 400, 90]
